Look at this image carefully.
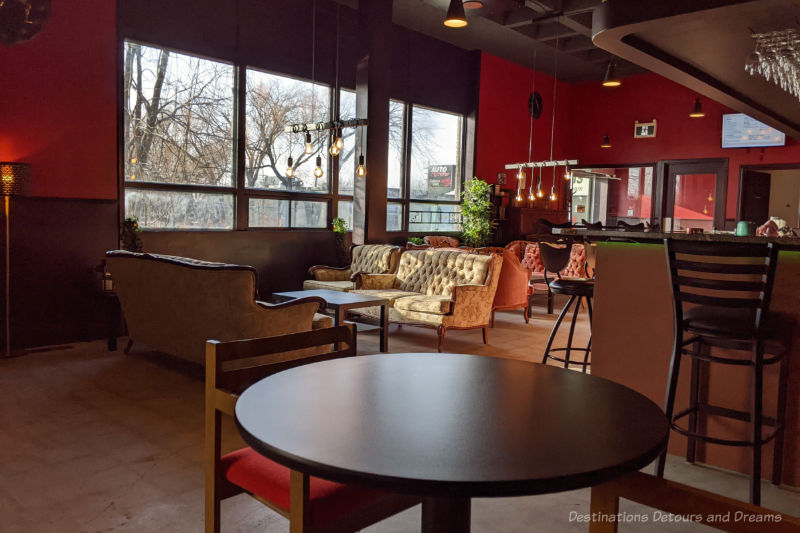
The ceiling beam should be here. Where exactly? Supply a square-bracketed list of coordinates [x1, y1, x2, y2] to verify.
[557, 15, 592, 37]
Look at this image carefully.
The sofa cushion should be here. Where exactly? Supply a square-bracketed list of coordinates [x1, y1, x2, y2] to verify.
[350, 289, 421, 307]
[312, 313, 334, 329]
[303, 279, 354, 292]
[351, 244, 398, 274]
[394, 250, 492, 297]
[393, 294, 452, 315]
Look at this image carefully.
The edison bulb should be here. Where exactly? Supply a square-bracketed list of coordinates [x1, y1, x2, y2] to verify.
[304, 132, 313, 154]
[356, 154, 367, 178]
[329, 144, 340, 157]
[285, 156, 295, 178]
[536, 188, 544, 198]
[564, 169, 572, 180]
[313, 155, 323, 178]
[334, 129, 344, 150]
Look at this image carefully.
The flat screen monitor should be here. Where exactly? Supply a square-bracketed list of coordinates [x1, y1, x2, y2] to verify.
[722, 113, 785, 148]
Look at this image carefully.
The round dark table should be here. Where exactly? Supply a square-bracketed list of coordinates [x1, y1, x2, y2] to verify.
[235, 353, 669, 532]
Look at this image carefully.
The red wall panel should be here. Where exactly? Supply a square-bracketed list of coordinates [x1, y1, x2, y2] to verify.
[0, 0, 117, 200]
[475, 52, 572, 197]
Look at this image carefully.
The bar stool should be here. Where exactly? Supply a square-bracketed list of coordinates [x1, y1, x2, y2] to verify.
[656, 239, 792, 505]
[539, 241, 595, 372]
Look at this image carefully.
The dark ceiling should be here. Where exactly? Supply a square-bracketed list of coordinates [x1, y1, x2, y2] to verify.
[336, 0, 644, 82]
[593, 0, 800, 139]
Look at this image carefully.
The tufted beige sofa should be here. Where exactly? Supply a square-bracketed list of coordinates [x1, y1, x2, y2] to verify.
[107, 250, 333, 365]
[349, 249, 503, 351]
[303, 244, 402, 292]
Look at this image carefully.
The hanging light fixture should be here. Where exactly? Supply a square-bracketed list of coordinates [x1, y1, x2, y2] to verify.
[689, 98, 706, 118]
[563, 164, 571, 181]
[356, 126, 367, 178]
[463, 1, 484, 8]
[285, 156, 295, 178]
[304, 131, 314, 154]
[314, 155, 324, 178]
[528, 169, 536, 201]
[601, 134, 612, 148]
[546, 40, 559, 204]
[549, 182, 558, 202]
[707, 191, 714, 202]
[334, 127, 344, 150]
[329, 134, 340, 157]
[536, 168, 544, 198]
[443, 0, 467, 28]
[602, 60, 621, 87]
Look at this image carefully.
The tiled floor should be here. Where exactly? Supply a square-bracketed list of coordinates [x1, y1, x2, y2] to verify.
[1, 305, 797, 532]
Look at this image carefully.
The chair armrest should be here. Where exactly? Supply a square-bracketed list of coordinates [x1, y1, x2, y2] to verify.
[307, 265, 351, 281]
[353, 272, 396, 290]
[449, 283, 494, 320]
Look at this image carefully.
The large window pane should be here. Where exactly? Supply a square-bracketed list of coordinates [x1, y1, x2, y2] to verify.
[338, 90, 356, 195]
[123, 42, 234, 187]
[337, 200, 353, 231]
[409, 106, 462, 201]
[408, 202, 461, 232]
[248, 198, 289, 228]
[388, 100, 405, 198]
[292, 200, 328, 228]
[246, 68, 330, 193]
[569, 167, 655, 226]
[387, 202, 404, 231]
[126, 189, 233, 229]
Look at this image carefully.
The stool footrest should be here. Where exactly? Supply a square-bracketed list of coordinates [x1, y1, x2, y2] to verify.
[671, 407, 782, 447]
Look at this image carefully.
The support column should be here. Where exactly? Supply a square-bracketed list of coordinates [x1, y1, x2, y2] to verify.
[353, 0, 391, 244]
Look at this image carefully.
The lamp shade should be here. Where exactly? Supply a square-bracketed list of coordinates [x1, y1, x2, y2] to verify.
[444, 0, 467, 28]
[602, 61, 621, 87]
[689, 98, 706, 118]
[601, 134, 612, 148]
[0, 162, 30, 196]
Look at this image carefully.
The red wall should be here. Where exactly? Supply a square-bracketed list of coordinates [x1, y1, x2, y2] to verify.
[477, 54, 800, 221]
[0, 0, 117, 200]
[565, 73, 800, 220]
[476, 52, 572, 199]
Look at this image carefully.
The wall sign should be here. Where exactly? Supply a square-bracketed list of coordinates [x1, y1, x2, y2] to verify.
[634, 120, 657, 138]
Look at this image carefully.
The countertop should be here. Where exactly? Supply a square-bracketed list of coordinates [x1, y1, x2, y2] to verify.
[551, 228, 800, 248]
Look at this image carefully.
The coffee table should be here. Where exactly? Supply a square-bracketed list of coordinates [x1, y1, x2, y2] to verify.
[235, 353, 669, 532]
[272, 288, 390, 352]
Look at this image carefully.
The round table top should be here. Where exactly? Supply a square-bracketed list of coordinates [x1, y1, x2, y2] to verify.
[235, 353, 669, 497]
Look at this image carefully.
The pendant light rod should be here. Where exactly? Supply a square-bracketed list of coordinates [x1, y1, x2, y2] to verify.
[527, 50, 537, 164]
[504, 159, 578, 170]
[285, 118, 368, 133]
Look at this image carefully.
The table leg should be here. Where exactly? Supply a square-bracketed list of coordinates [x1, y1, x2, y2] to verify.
[421, 496, 470, 533]
[380, 303, 388, 353]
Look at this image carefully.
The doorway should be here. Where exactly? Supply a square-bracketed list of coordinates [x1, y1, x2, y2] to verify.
[738, 164, 800, 228]
[656, 159, 728, 231]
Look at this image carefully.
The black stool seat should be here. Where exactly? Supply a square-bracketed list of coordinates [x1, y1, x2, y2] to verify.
[538, 241, 595, 373]
[657, 239, 792, 506]
[549, 278, 594, 297]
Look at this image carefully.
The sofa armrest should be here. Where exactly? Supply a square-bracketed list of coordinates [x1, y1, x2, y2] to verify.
[307, 265, 352, 281]
[353, 272, 396, 290]
[257, 296, 326, 314]
[449, 283, 494, 321]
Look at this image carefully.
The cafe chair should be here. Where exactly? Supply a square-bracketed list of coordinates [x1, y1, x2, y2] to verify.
[539, 241, 594, 372]
[657, 239, 792, 505]
[581, 219, 603, 230]
[616, 220, 645, 231]
[205, 324, 418, 533]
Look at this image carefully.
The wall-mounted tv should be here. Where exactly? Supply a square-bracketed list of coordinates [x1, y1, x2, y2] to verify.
[722, 113, 786, 148]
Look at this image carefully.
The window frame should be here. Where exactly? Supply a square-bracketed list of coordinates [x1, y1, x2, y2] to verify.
[121, 39, 345, 232]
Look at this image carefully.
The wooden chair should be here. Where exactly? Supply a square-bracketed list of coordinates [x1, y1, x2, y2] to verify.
[205, 324, 418, 533]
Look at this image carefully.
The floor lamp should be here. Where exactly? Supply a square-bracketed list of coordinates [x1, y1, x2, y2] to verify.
[1, 162, 30, 358]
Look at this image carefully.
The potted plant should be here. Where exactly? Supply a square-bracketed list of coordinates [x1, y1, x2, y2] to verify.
[120, 216, 143, 252]
[460, 178, 495, 247]
[332, 216, 349, 266]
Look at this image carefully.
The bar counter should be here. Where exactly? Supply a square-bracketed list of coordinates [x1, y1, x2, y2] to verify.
[553, 229, 800, 488]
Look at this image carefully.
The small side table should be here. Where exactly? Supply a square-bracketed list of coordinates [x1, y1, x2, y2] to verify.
[272, 289, 390, 352]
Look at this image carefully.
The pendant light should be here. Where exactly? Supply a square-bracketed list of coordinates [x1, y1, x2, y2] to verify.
[443, 0, 467, 28]
[314, 154, 324, 178]
[601, 134, 612, 148]
[285, 156, 295, 178]
[463, 1, 484, 8]
[334, 128, 344, 150]
[515, 165, 525, 202]
[356, 126, 367, 178]
[547, 40, 559, 204]
[330, 5, 343, 157]
[563, 164, 571, 181]
[689, 98, 706, 118]
[602, 61, 621, 87]
[525, 50, 537, 203]
[304, 131, 314, 154]
[536, 168, 544, 198]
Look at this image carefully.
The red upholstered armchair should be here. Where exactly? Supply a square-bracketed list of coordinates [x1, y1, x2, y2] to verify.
[505, 241, 586, 315]
[423, 235, 460, 247]
[476, 247, 531, 325]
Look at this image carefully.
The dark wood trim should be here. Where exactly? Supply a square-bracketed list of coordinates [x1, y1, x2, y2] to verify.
[235, 64, 247, 230]
[657, 158, 728, 231]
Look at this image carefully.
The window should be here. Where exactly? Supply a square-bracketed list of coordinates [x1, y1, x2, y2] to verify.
[338, 90, 357, 196]
[385, 104, 464, 232]
[122, 40, 338, 230]
[123, 42, 235, 229]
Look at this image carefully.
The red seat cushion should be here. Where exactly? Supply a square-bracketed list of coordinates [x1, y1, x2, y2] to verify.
[221, 448, 389, 526]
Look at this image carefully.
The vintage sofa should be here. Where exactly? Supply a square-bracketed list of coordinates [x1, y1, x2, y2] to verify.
[349, 248, 502, 351]
[107, 250, 332, 365]
[303, 243, 401, 292]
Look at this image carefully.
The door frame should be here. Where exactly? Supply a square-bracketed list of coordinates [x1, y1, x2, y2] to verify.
[738, 163, 800, 221]
[656, 158, 728, 231]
